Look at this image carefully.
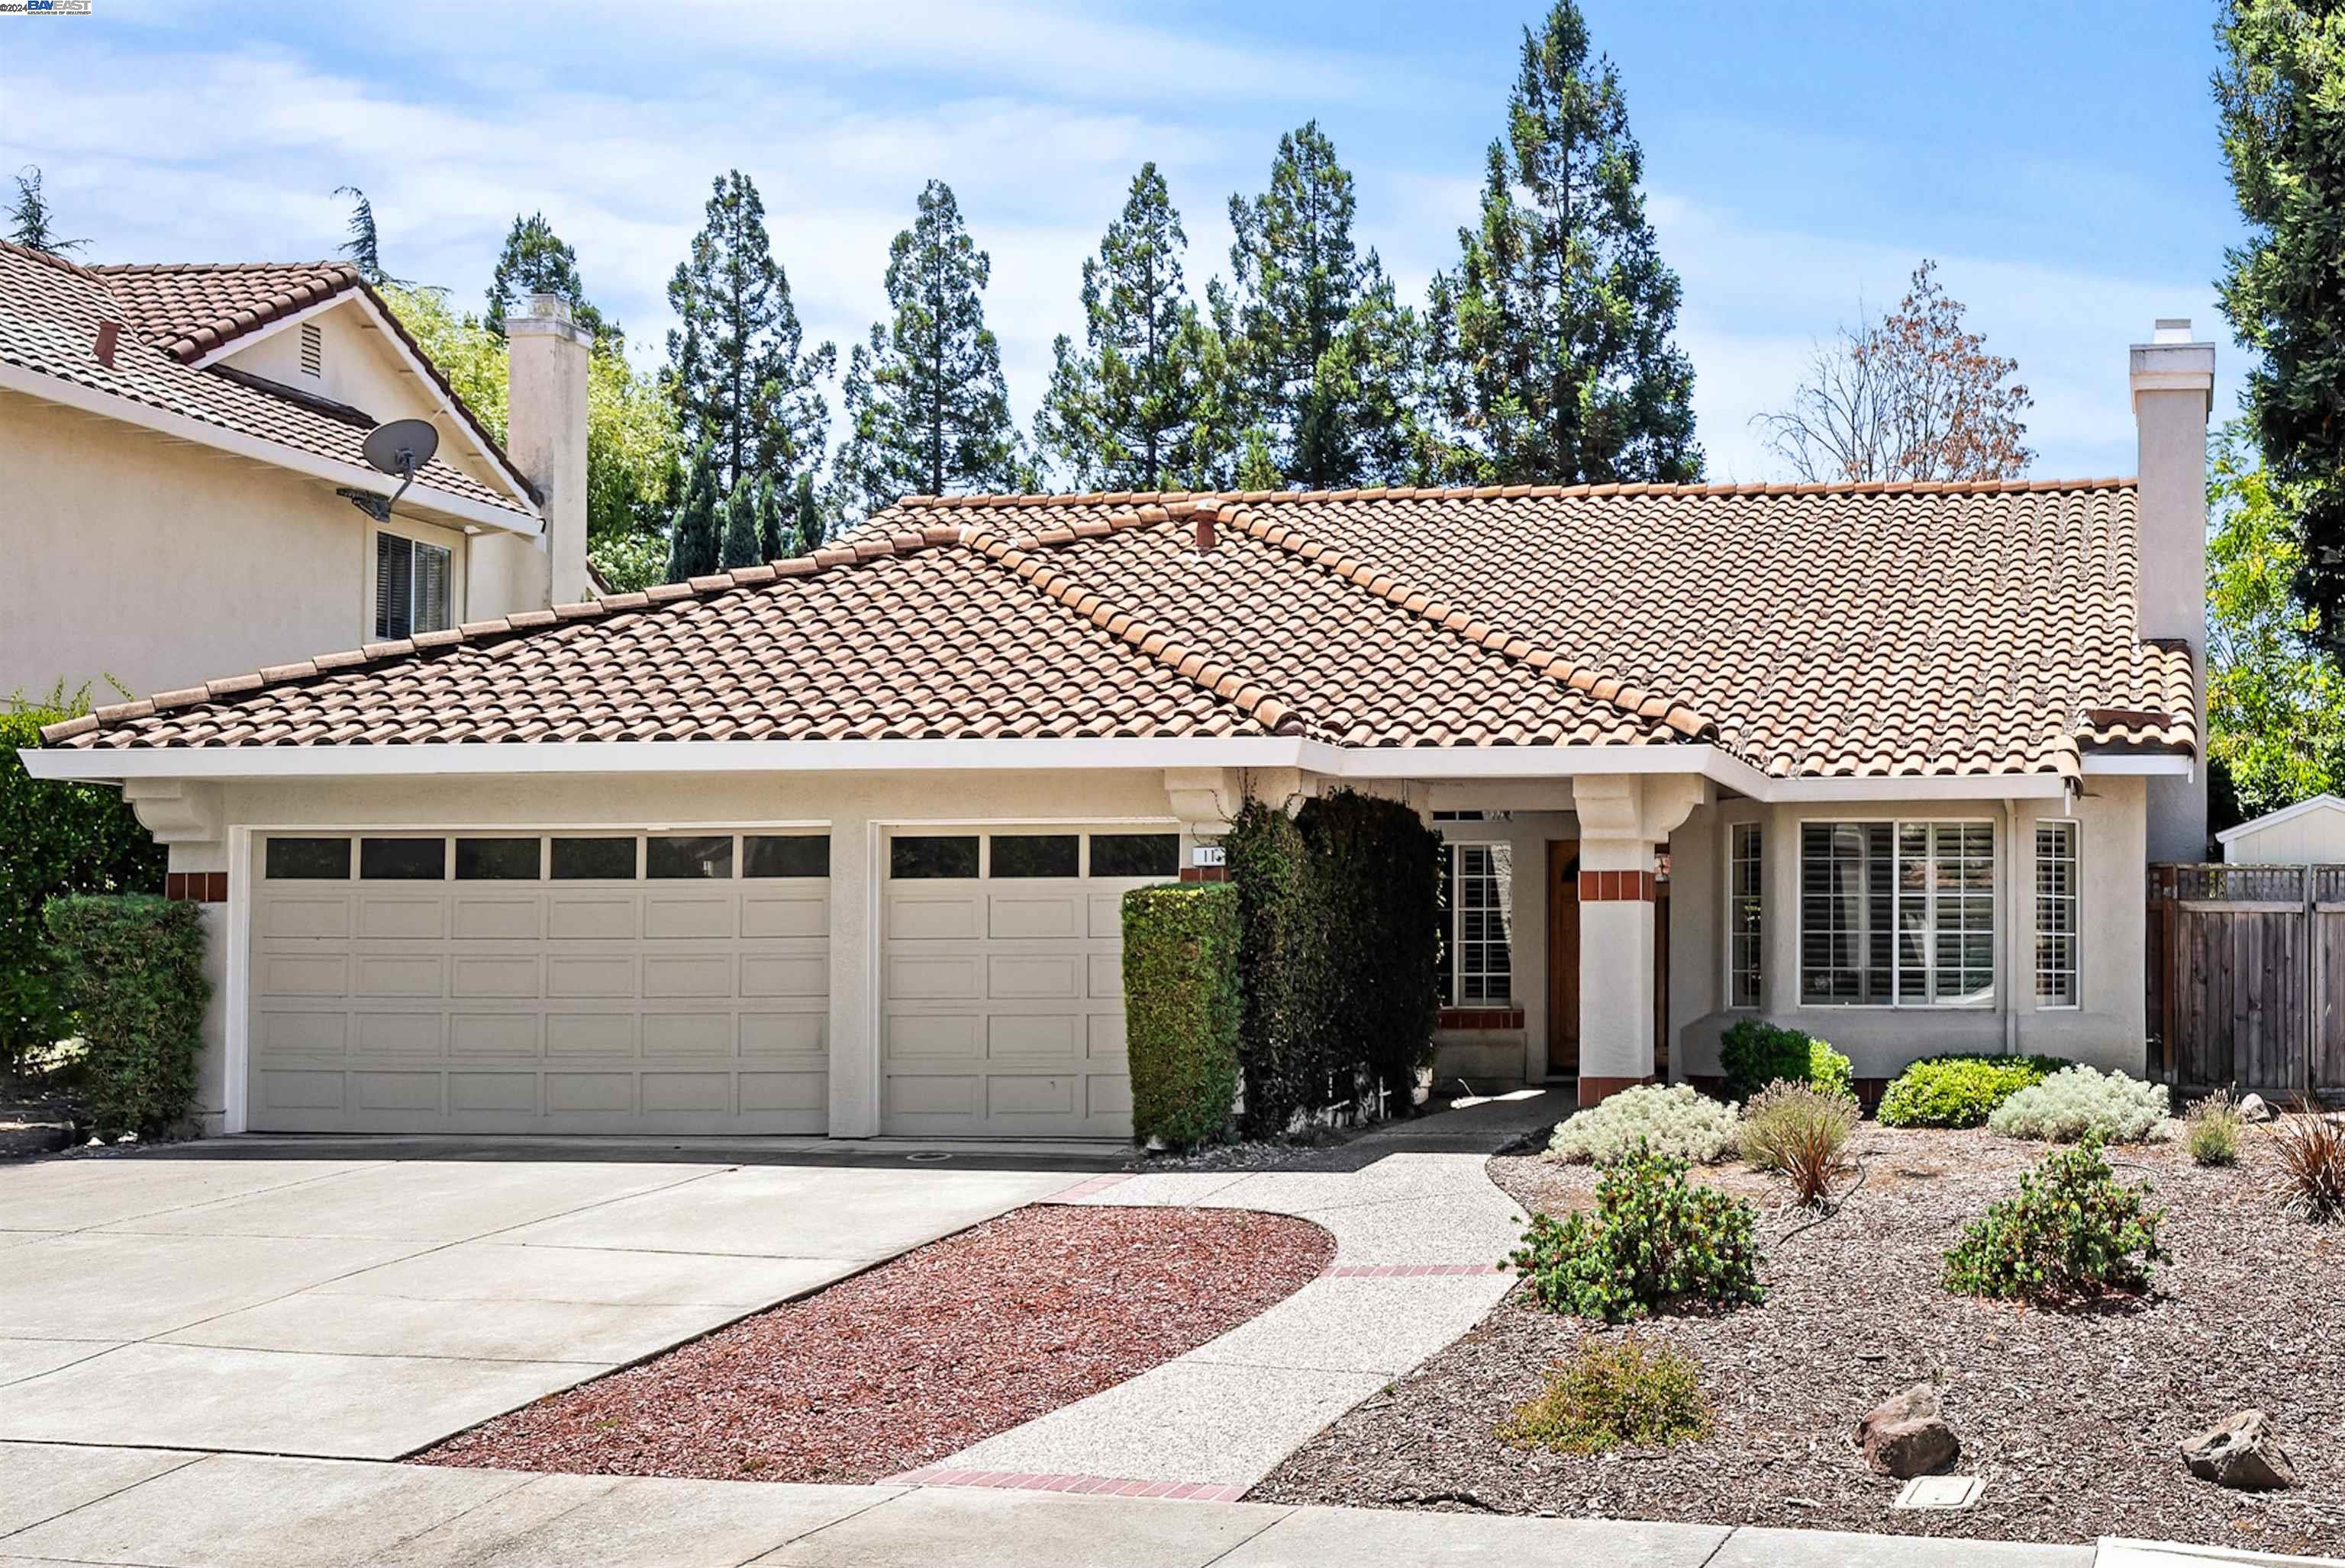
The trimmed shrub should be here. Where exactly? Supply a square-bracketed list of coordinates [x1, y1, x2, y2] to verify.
[1224, 799, 1314, 1138]
[1739, 1081, 1857, 1205]
[2273, 1108, 2345, 1223]
[1292, 789, 1443, 1116]
[2185, 1091, 2244, 1167]
[1121, 882, 1241, 1150]
[1876, 1053, 2069, 1129]
[1719, 1020, 1853, 1103]
[1987, 1066, 2169, 1144]
[3, 694, 166, 1079]
[1943, 1135, 2166, 1302]
[1511, 1148, 1766, 1323]
[1500, 1334, 1712, 1454]
[43, 894, 209, 1137]
[1546, 1083, 1739, 1166]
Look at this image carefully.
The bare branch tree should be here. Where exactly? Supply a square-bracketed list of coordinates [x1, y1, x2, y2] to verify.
[1754, 260, 2032, 483]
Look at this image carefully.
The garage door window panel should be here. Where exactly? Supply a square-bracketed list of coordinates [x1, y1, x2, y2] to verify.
[1089, 834, 1179, 878]
[648, 835, 734, 879]
[456, 837, 543, 880]
[552, 837, 640, 880]
[990, 834, 1079, 878]
[745, 835, 829, 878]
[266, 837, 352, 880]
[361, 838, 447, 880]
[892, 836, 979, 879]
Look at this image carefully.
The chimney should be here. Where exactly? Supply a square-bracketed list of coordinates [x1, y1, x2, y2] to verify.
[2130, 318, 2215, 861]
[1190, 501, 1218, 553]
[92, 319, 120, 369]
[505, 293, 593, 605]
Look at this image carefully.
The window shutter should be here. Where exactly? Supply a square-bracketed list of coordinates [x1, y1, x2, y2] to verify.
[375, 532, 410, 639]
[414, 541, 453, 634]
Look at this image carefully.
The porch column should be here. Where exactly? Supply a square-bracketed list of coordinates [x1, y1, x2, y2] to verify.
[1572, 775, 1705, 1106]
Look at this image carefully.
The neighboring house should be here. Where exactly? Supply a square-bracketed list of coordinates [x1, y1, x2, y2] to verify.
[2218, 795, 2345, 865]
[23, 323, 2214, 1141]
[0, 240, 592, 703]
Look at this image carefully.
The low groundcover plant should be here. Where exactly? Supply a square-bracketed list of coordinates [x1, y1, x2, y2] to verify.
[1943, 1134, 2166, 1302]
[1544, 1083, 1739, 1166]
[1500, 1333, 1712, 1454]
[1511, 1146, 1765, 1323]
[1987, 1065, 2169, 1144]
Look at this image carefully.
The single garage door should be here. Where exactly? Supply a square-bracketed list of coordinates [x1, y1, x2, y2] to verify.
[247, 830, 831, 1134]
[880, 826, 1181, 1137]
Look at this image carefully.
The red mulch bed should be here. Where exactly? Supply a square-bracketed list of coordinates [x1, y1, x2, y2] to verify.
[413, 1203, 1332, 1484]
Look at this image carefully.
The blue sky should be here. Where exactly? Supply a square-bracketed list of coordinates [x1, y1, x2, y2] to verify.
[2, 0, 2247, 480]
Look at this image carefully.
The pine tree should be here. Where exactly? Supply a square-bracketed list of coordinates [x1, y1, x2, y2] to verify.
[753, 476, 785, 563]
[718, 474, 761, 570]
[485, 212, 613, 343]
[1424, 1, 1701, 485]
[7, 166, 84, 256]
[1224, 124, 1421, 489]
[665, 171, 834, 503]
[332, 186, 402, 287]
[1034, 163, 1205, 490]
[789, 472, 823, 555]
[663, 444, 723, 582]
[833, 181, 1021, 515]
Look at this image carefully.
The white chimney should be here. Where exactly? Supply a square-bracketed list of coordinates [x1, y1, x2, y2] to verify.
[2129, 318, 2216, 862]
[505, 293, 593, 605]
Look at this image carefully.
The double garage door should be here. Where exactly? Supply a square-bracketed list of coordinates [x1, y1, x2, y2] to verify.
[248, 824, 1182, 1139]
[248, 831, 832, 1134]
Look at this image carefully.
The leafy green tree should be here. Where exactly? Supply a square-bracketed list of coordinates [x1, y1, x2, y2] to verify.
[666, 171, 834, 503]
[332, 186, 403, 287]
[2218, 1, 2345, 647]
[7, 166, 83, 256]
[1224, 124, 1422, 489]
[2205, 425, 2345, 825]
[833, 180, 1022, 515]
[1034, 164, 1211, 490]
[485, 212, 613, 344]
[665, 443, 723, 582]
[1424, 0, 1701, 484]
[382, 285, 679, 591]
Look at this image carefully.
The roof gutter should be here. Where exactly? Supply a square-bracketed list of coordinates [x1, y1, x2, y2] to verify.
[18, 737, 2089, 802]
[0, 358, 540, 537]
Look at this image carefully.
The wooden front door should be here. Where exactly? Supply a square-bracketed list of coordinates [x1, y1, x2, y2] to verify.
[1547, 840, 1580, 1077]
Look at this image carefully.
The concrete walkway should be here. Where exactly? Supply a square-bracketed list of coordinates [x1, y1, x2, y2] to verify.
[927, 1091, 1555, 1492]
[0, 1447, 2129, 1567]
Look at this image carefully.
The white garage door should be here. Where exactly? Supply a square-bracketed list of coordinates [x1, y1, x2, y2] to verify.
[880, 827, 1181, 1138]
[247, 831, 831, 1134]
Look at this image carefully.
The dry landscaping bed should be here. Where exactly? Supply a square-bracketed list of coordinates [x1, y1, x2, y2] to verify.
[418, 1203, 1332, 1484]
[1253, 1122, 2345, 1556]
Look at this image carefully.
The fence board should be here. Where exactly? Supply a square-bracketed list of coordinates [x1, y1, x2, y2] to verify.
[2147, 863, 2331, 1098]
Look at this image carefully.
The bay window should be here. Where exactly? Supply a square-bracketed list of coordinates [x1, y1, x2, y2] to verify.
[1439, 842, 1514, 1007]
[1799, 821, 1995, 1006]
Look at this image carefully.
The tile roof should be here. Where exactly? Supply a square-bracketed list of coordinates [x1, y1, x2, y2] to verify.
[42, 481, 2195, 779]
[0, 242, 534, 521]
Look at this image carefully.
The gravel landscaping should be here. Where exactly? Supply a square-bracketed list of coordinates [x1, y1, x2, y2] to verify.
[1253, 1121, 2345, 1557]
[416, 1203, 1333, 1484]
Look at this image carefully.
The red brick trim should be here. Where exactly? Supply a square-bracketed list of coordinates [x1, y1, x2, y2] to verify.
[1177, 865, 1227, 883]
[1577, 869, 1658, 902]
[1578, 1074, 1656, 1107]
[165, 872, 227, 904]
[1323, 1263, 1507, 1278]
[887, 1466, 1250, 1502]
[1438, 1006, 1525, 1031]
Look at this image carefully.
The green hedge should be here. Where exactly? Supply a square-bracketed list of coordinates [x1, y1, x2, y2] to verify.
[44, 894, 211, 1136]
[1295, 789, 1445, 1116]
[1877, 1053, 2071, 1129]
[2, 698, 167, 1078]
[1719, 1020, 1853, 1102]
[1121, 882, 1241, 1149]
[1224, 799, 1314, 1138]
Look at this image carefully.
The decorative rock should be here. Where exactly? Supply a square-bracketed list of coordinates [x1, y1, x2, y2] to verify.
[2238, 1093, 2276, 1123]
[2181, 1409, 2297, 1490]
[1857, 1384, 1961, 1479]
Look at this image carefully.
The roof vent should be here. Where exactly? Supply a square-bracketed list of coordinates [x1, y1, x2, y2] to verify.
[300, 321, 323, 378]
[92, 319, 119, 369]
[1190, 502, 1218, 553]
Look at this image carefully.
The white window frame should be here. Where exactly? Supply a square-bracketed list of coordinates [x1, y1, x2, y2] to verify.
[374, 528, 455, 639]
[1726, 820, 1763, 1009]
[2034, 818, 2081, 1009]
[1440, 840, 1514, 1008]
[1797, 818, 1997, 1009]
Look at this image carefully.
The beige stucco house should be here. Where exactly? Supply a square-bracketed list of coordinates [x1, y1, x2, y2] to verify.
[0, 240, 592, 704]
[21, 321, 2215, 1142]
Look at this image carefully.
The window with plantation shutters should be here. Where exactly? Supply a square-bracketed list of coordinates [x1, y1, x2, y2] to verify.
[1798, 821, 1995, 1007]
[375, 532, 453, 638]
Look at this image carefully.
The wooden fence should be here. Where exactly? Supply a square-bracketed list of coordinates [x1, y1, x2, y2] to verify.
[2147, 863, 2345, 1099]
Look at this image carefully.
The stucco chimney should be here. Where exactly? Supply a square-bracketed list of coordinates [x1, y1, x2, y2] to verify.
[2130, 318, 2215, 862]
[506, 293, 593, 605]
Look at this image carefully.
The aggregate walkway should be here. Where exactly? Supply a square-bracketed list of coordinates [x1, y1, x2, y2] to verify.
[923, 1091, 1558, 1493]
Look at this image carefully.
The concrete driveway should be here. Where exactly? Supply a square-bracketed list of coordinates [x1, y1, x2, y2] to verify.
[0, 1146, 1089, 1458]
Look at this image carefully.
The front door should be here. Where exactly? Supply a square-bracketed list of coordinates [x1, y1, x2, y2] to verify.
[1547, 840, 1580, 1077]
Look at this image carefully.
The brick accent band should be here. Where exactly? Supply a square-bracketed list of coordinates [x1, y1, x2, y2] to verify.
[1438, 1006, 1525, 1031]
[1322, 1263, 1507, 1278]
[888, 1466, 1251, 1503]
[1178, 865, 1228, 883]
[1578, 1074, 1656, 1107]
[1048, 1174, 1131, 1202]
[1577, 869, 1657, 902]
[165, 872, 227, 904]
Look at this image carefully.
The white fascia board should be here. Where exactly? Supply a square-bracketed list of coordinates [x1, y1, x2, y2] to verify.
[2080, 754, 2195, 777]
[0, 359, 539, 537]
[20, 735, 2070, 803]
[188, 290, 542, 517]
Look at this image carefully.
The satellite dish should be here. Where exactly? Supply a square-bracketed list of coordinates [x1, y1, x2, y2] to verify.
[341, 418, 440, 522]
